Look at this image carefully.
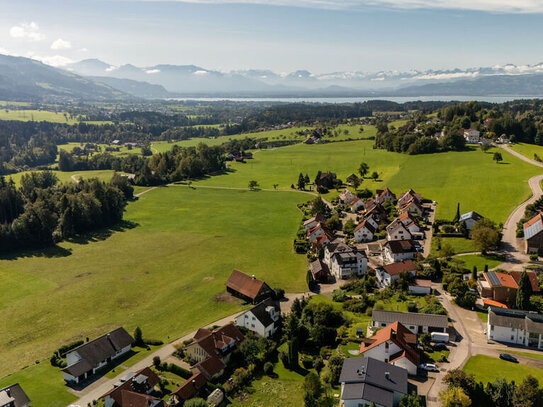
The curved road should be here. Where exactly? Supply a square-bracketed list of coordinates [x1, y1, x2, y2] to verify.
[498, 145, 543, 270]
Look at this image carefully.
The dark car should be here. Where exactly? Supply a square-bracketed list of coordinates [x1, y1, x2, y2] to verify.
[499, 353, 519, 363]
[433, 343, 448, 351]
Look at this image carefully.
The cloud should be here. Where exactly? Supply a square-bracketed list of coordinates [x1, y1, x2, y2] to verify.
[51, 38, 72, 50]
[79, 47, 89, 52]
[131, 0, 543, 14]
[105, 65, 119, 72]
[32, 54, 74, 67]
[145, 69, 160, 74]
[9, 22, 45, 41]
[193, 70, 209, 75]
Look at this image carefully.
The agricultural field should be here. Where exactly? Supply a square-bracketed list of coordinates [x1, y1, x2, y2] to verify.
[0, 108, 112, 125]
[0, 187, 308, 380]
[463, 355, 543, 384]
[193, 141, 539, 222]
[57, 142, 143, 157]
[6, 169, 118, 186]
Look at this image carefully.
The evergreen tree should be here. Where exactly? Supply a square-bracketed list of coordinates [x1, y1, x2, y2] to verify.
[472, 266, 477, 281]
[453, 203, 461, 223]
[516, 270, 533, 310]
[298, 173, 306, 190]
[134, 327, 144, 347]
[287, 338, 299, 370]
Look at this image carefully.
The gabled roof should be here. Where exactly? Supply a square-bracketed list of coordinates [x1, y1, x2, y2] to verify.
[398, 212, 417, 223]
[226, 270, 269, 301]
[309, 259, 330, 279]
[191, 323, 244, 359]
[399, 190, 421, 202]
[384, 240, 416, 254]
[381, 260, 417, 276]
[376, 187, 395, 200]
[354, 218, 377, 234]
[119, 390, 164, 407]
[371, 310, 447, 329]
[242, 298, 280, 328]
[0, 384, 30, 407]
[172, 372, 207, 401]
[386, 219, 411, 236]
[400, 196, 423, 211]
[482, 299, 508, 308]
[63, 327, 134, 375]
[524, 213, 543, 240]
[303, 213, 326, 226]
[100, 367, 160, 405]
[194, 356, 226, 380]
[510, 271, 541, 293]
[483, 272, 518, 289]
[459, 211, 483, 222]
[360, 322, 420, 366]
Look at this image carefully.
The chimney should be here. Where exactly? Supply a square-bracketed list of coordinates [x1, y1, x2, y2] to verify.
[385, 372, 390, 380]
[252, 275, 256, 279]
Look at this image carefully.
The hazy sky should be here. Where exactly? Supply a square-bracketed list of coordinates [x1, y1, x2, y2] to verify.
[2, 0, 543, 73]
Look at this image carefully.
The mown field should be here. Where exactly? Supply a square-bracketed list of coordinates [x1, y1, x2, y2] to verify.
[509, 142, 543, 161]
[0, 187, 308, 382]
[58, 142, 143, 157]
[0, 109, 112, 125]
[6, 169, 118, 186]
[463, 355, 543, 384]
[193, 142, 539, 223]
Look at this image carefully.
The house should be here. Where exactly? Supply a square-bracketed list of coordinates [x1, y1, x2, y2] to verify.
[339, 357, 408, 407]
[376, 188, 396, 205]
[315, 172, 337, 189]
[185, 323, 244, 365]
[348, 196, 365, 212]
[371, 310, 448, 335]
[312, 230, 334, 250]
[398, 197, 424, 217]
[235, 298, 281, 338]
[524, 213, 543, 255]
[487, 307, 543, 349]
[498, 134, 510, 144]
[324, 241, 368, 279]
[511, 271, 541, 294]
[478, 270, 540, 306]
[459, 211, 483, 231]
[192, 355, 226, 380]
[354, 219, 377, 243]
[376, 260, 417, 288]
[100, 367, 162, 407]
[364, 198, 377, 212]
[307, 223, 332, 243]
[359, 322, 420, 375]
[409, 279, 432, 295]
[339, 189, 356, 204]
[386, 219, 412, 241]
[303, 213, 326, 230]
[383, 240, 417, 264]
[463, 128, 481, 144]
[0, 384, 30, 407]
[398, 190, 421, 208]
[398, 212, 421, 234]
[171, 372, 207, 405]
[63, 327, 134, 384]
[225, 269, 274, 304]
[308, 259, 331, 283]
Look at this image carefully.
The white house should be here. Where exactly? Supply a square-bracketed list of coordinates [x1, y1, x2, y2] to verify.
[354, 218, 377, 242]
[386, 219, 412, 241]
[398, 212, 421, 234]
[324, 241, 367, 279]
[398, 190, 421, 208]
[348, 196, 365, 212]
[339, 357, 408, 407]
[236, 299, 281, 338]
[371, 310, 448, 335]
[376, 187, 396, 204]
[359, 322, 420, 375]
[376, 260, 418, 288]
[463, 128, 481, 144]
[339, 189, 356, 204]
[398, 197, 424, 217]
[487, 307, 543, 349]
[459, 211, 483, 231]
[383, 240, 416, 264]
[63, 328, 134, 384]
[0, 384, 30, 407]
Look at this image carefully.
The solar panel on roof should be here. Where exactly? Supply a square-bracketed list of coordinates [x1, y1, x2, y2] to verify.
[487, 272, 501, 287]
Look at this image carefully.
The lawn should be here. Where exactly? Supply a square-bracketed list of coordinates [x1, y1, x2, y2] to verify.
[431, 237, 476, 256]
[477, 311, 489, 323]
[57, 142, 143, 157]
[0, 109, 111, 125]
[454, 254, 504, 271]
[6, 169, 118, 186]
[463, 355, 543, 383]
[498, 349, 543, 361]
[0, 187, 308, 379]
[509, 143, 543, 161]
[193, 142, 540, 223]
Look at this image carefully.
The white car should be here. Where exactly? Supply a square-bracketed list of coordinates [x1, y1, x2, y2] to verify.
[419, 363, 439, 372]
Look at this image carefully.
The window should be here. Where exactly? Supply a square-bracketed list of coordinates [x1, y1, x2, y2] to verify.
[511, 335, 515, 340]
[490, 325, 494, 331]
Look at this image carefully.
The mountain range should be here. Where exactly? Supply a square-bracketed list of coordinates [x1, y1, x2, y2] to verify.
[3, 52, 543, 101]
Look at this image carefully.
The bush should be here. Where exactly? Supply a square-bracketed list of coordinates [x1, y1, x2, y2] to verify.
[279, 351, 289, 369]
[274, 288, 285, 299]
[57, 340, 84, 357]
[530, 254, 539, 261]
[332, 289, 348, 302]
[301, 356, 314, 369]
[144, 339, 164, 346]
[264, 361, 274, 375]
[441, 224, 456, 233]
[407, 302, 418, 313]
[165, 363, 192, 379]
[153, 356, 161, 368]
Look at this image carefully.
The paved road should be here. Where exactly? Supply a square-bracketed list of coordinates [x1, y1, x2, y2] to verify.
[498, 144, 543, 270]
[423, 203, 437, 258]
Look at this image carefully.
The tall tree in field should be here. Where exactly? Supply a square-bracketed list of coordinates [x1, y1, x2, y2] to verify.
[134, 327, 144, 347]
[298, 173, 306, 190]
[346, 174, 361, 190]
[453, 203, 461, 223]
[516, 270, 533, 310]
[248, 180, 259, 190]
[371, 171, 379, 181]
[359, 162, 369, 178]
[493, 152, 503, 164]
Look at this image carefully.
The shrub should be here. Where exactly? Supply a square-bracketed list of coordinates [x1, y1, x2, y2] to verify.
[57, 340, 84, 357]
[279, 351, 289, 369]
[407, 301, 418, 313]
[143, 339, 164, 346]
[274, 288, 285, 299]
[332, 289, 348, 302]
[530, 254, 539, 261]
[166, 363, 193, 379]
[153, 356, 161, 368]
[441, 224, 456, 233]
[264, 361, 274, 375]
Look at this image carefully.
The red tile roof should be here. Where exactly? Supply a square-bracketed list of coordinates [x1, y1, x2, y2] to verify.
[192, 323, 244, 359]
[482, 299, 509, 308]
[119, 390, 164, 407]
[360, 321, 420, 366]
[100, 367, 160, 405]
[172, 372, 207, 401]
[354, 218, 377, 234]
[511, 271, 541, 293]
[226, 270, 266, 301]
[382, 260, 417, 276]
[483, 272, 518, 289]
[524, 213, 543, 228]
[194, 356, 226, 379]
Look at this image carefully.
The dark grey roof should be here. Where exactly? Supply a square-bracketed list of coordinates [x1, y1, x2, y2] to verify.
[245, 298, 280, 328]
[488, 307, 543, 333]
[0, 384, 31, 407]
[459, 211, 483, 222]
[309, 259, 330, 277]
[65, 327, 133, 370]
[372, 310, 448, 329]
[339, 357, 408, 395]
[385, 240, 415, 254]
[341, 383, 395, 407]
[486, 272, 502, 287]
[333, 250, 366, 265]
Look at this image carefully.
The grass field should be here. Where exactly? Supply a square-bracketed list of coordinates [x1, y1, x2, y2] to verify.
[509, 143, 543, 161]
[498, 349, 543, 361]
[431, 237, 476, 256]
[0, 109, 112, 125]
[0, 187, 308, 379]
[454, 254, 504, 271]
[463, 355, 543, 383]
[193, 142, 539, 222]
[58, 142, 143, 157]
[6, 169, 118, 186]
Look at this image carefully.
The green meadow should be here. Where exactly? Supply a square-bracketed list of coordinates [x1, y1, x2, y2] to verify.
[6, 169, 118, 186]
[509, 142, 543, 161]
[58, 142, 143, 157]
[0, 187, 308, 379]
[463, 355, 543, 384]
[0, 109, 112, 125]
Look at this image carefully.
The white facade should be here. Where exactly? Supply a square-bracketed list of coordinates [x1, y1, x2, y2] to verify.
[339, 189, 356, 204]
[236, 307, 280, 338]
[330, 254, 367, 280]
[350, 198, 364, 212]
[386, 221, 412, 241]
[354, 224, 374, 243]
[464, 129, 480, 144]
[375, 268, 416, 288]
[361, 343, 417, 375]
[487, 320, 543, 349]
[384, 247, 415, 264]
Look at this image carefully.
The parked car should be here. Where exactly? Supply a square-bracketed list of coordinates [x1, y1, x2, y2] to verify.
[499, 353, 519, 363]
[419, 363, 439, 372]
[431, 332, 449, 343]
[433, 343, 448, 351]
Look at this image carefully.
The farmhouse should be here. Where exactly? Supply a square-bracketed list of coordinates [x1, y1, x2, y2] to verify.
[365, 203, 388, 223]
[171, 372, 207, 405]
[0, 384, 30, 407]
[383, 240, 417, 264]
[487, 307, 543, 349]
[315, 172, 337, 189]
[235, 298, 281, 338]
[478, 271, 539, 307]
[100, 367, 162, 407]
[63, 327, 134, 384]
[303, 213, 326, 230]
[225, 269, 274, 304]
[354, 218, 377, 243]
[524, 213, 543, 255]
[339, 357, 408, 407]
[359, 322, 420, 375]
[324, 241, 367, 279]
[372, 310, 448, 335]
[185, 323, 244, 365]
[463, 128, 481, 144]
[376, 187, 396, 204]
[459, 211, 483, 231]
[308, 259, 331, 283]
[376, 260, 417, 288]
[386, 219, 412, 241]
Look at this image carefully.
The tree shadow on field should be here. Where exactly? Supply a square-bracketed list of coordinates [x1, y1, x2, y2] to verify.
[66, 220, 139, 246]
[0, 244, 73, 260]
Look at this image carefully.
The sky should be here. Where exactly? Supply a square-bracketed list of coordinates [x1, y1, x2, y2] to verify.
[1, 0, 543, 73]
